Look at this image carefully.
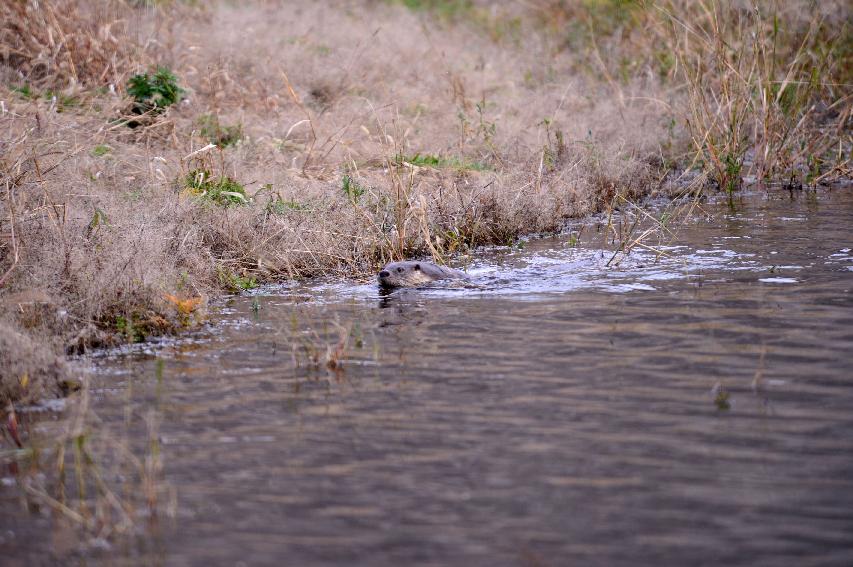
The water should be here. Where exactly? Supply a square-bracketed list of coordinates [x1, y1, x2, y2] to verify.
[3, 189, 853, 566]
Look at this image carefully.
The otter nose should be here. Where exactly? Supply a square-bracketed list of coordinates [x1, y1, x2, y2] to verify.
[379, 270, 390, 278]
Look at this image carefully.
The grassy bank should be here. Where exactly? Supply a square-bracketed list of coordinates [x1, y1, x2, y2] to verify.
[1, 0, 850, 404]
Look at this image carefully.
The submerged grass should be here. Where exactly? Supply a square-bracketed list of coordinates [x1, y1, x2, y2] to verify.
[1, 369, 173, 550]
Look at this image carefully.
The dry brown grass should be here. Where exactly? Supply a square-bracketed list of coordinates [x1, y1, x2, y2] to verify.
[652, 0, 852, 188]
[0, 0, 849, 404]
[0, 0, 165, 89]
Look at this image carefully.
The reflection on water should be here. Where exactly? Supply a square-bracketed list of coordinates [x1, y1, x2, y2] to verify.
[3, 189, 853, 565]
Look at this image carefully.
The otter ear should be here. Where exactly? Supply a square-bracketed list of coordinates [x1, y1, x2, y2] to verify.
[413, 263, 421, 270]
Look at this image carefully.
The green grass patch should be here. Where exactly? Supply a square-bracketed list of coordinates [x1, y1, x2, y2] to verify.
[92, 144, 112, 157]
[217, 267, 258, 292]
[398, 153, 490, 171]
[10, 85, 78, 110]
[11, 84, 34, 99]
[114, 315, 146, 343]
[43, 90, 79, 111]
[393, 0, 521, 42]
[396, 0, 474, 19]
[265, 196, 310, 214]
[184, 169, 248, 207]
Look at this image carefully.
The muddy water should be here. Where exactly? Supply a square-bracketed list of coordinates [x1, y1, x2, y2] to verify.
[5, 189, 853, 566]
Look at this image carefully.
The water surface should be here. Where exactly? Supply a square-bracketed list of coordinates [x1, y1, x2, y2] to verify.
[3, 189, 853, 566]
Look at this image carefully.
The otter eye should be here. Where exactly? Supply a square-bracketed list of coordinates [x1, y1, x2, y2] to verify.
[413, 263, 420, 270]
[397, 267, 404, 273]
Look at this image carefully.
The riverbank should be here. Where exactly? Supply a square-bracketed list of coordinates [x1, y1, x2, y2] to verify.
[1, 0, 849, 404]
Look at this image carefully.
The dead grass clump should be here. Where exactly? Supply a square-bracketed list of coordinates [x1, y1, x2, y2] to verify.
[0, 95, 209, 354]
[517, 1, 850, 187]
[0, 319, 67, 403]
[0, 0, 157, 90]
[655, 0, 852, 188]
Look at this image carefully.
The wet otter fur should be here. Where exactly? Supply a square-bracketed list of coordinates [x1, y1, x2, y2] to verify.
[377, 261, 468, 288]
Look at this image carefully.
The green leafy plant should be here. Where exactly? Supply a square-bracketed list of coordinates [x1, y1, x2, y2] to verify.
[126, 66, 184, 114]
[722, 152, 743, 195]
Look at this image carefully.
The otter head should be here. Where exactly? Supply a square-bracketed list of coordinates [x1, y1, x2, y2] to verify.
[377, 261, 435, 288]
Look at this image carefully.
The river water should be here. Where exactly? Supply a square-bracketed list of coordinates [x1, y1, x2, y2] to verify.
[3, 188, 853, 566]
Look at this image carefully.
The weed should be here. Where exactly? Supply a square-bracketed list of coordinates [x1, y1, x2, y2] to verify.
[712, 381, 731, 411]
[265, 196, 310, 215]
[284, 312, 353, 373]
[125, 187, 144, 201]
[127, 66, 183, 114]
[184, 169, 248, 207]
[88, 208, 110, 232]
[541, 118, 567, 172]
[114, 315, 145, 343]
[722, 153, 743, 194]
[43, 90, 79, 111]
[655, 49, 675, 80]
[351, 321, 363, 349]
[806, 155, 824, 185]
[655, 1, 849, 187]
[217, 267, 258, 292]
[0, 370, 173, 549]
[91, 144, 112, 157]
[11, 84, 34, 99]
[397, 153, 490, 171]
[9, 85, 77, 110]
[475, 98, 497, 145]
[397, 0, 474, 20]
[342, 174, 366, 203]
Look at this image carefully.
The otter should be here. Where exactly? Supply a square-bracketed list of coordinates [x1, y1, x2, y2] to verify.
[377, 261, 469, 288]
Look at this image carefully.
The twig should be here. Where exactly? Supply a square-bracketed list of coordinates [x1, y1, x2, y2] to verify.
[281, 71, 317, 176]
[0, 186, 19, 287]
